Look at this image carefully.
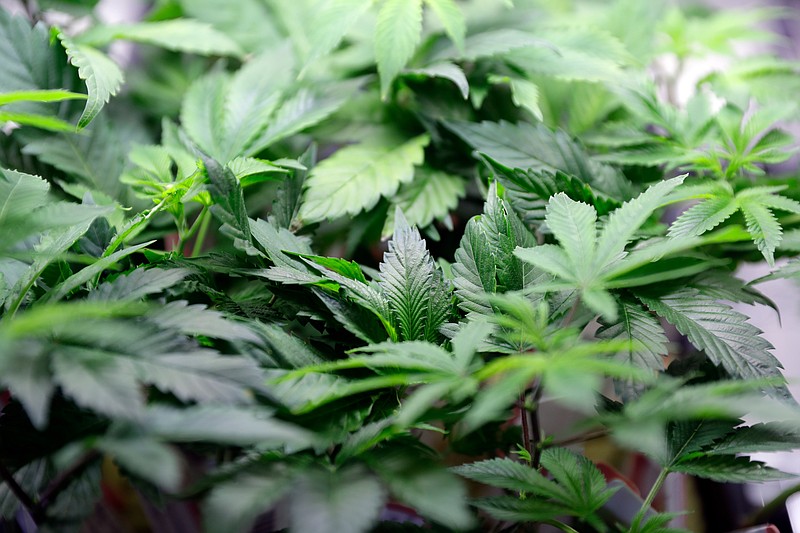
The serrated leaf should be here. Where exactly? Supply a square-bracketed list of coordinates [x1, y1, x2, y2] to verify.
[545, 193, 597, 281]
[384, 167, 464, 237]
[142, 405, 314, 448]
[89, 268, 189, 301]
[637, 286, 784, 385]
[446, 120, 632, 201]
[375, 0, 424, 99]
[302, 0, 372, 71]
[74, 19, 243, 57]
[133, 349, 263, 405]
[671, 455, 792, 483]
[21, 114, 133, 202]
[52, 348, 143, 420]
[43, 240, 153, 303]
[706, 422, 800, 455]
[740, 198, 781, 266]
[594, 176, 686, 271]
[452, 217, 497, 316]
[597, 296, 668, 372]
[424, 0, 465, 50]
[453, 458, 566, 500]
[299, 134, 429, 222]
[59, 34, 123, 129]
[247, 82, 351, 155]
[669, 194, 738, 238]
[379, 211, 450, 341]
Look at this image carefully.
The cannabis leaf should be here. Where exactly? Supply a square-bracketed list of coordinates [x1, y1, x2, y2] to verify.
[73, 19, 244, 57]
[669, 182, 800, 265]
[635, 284, 784, 386]
[452, 183, 540, 317]
[58, 34, 123, 130]
[455, 449, 618, 530]
[383, 167, 465, 237]
[515, 176, 713, 321]
[299, 133, 429, 223]
[380, 210, 451, 342]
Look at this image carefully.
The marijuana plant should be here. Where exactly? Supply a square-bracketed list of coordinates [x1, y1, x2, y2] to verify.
[1, 0, 800, 532]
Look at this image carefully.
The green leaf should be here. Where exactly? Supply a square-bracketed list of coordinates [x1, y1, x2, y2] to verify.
[593, 176, 686, 272]
[453, 457, 567, 500]
[272, 144, 314, 229]
[597, 296, 668, 372]
[671, 455, 792, 483]
[371, 452, 473, 528]
[424, 0, 466, 50]
[142, 405, 314, 448]
[204, 467, 297, 533]
[97, 438, 183, 492]
[637, 286, 784, 385]
[52, 347, 144, 420]
[43, 240, 153, 302]
[0, 89, 86, 106]
[706, 422, 800, 455]
[302, 0, 373, 72]
[379, 210, 450, 341]
[384, 167, 464, 237]
[203, 155, 252, 247]
[74, 19, 243, 57]
[544, 193, 596, 281]
[247, 81, 352, 155]
[181, 50, 294, 162]
[446, 120, 632, 201]
[404, 62, 469, 99]
[375, 0, 424, 99]
[452, 216, 498, 316]
[58, 34, 123, 129]
[289, 465, 386, 533]
[299, 133, 429, 222]
[668, 194, 738, 238]
[0, 109, 77, 132]
[21, 114, 133, 202]
[88, 267, 190, 301]
[740, 198, 782, 267]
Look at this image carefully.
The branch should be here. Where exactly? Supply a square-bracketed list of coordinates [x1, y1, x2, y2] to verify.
[31, 450, 101, 523]
[0, 461, 37, 514]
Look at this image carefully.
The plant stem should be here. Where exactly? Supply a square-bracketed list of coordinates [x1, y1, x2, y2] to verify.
[176, 206, 208, 254]
[529, 385, 543, 469]
[31, 450, 101, 523]
[551, 428, 608, 447]
[0, 461, 37, 515]
[191, 207, 212, 257]
[631, 468, 669, 530]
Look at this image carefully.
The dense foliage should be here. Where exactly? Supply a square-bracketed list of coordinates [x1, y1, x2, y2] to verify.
[2, 0, 800, 531]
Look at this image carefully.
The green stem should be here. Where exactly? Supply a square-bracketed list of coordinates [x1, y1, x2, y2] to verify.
[176, 206, 208, 254]
[631, 468, 669, 530]
[103, 196, 170, 259]
[191, 208, 212, 257]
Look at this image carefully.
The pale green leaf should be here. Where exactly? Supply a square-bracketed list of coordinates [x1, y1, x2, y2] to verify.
[424, 0, 466, 50]
[59, 34, 123, 130]
[668, 195, 738, 238]
[74, 19, 243, 57]
[299, 134, 429, 222]
[375, 0, 424, 98]
[384, 167, 465, 237]
[544, 193, 597, 282]
[302, 0, 372, 71]
[404, 62, 469, 99]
